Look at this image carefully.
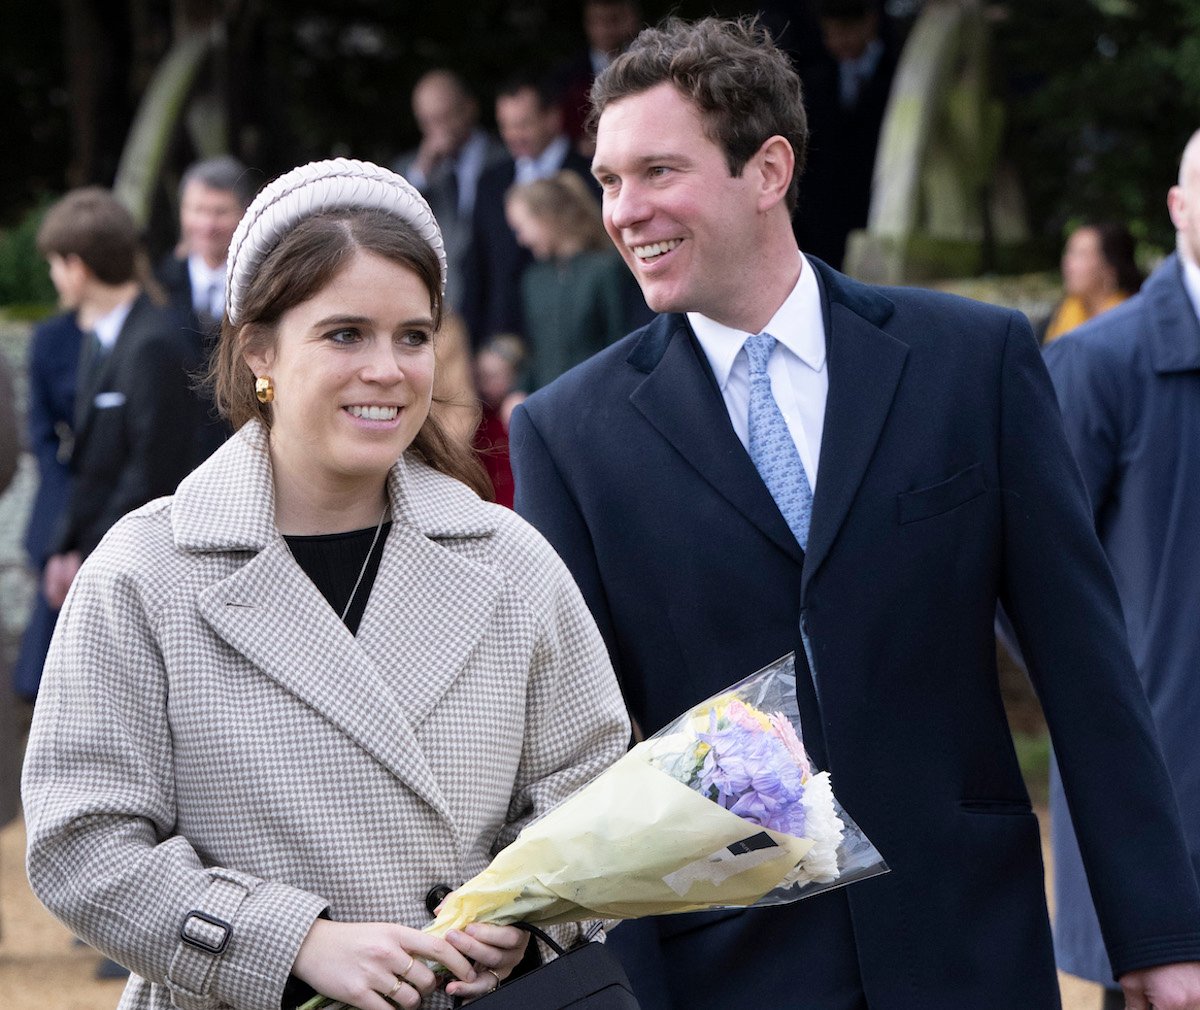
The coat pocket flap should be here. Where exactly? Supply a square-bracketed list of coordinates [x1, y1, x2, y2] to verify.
[897, 463, 986, 524]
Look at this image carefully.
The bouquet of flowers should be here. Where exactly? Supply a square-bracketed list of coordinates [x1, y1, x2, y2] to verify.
[426, 652, 886, 932]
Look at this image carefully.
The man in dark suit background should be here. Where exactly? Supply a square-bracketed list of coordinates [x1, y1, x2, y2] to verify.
[510, 16, 1200, 1010]
[156, 155, 253, 332]
[37, 187, 208, 610]
[1043, 130, 1200, 1010]
[11, 310, 81, 702]
[157, 155, 252, 457]
[393, 70, 508, 317]
[463, 77, 598, 346]
[793, 0, 899, 269]
[551, 0, 642, 156]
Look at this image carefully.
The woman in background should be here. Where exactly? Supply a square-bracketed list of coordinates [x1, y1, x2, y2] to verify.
[1042, 221, 1142, 343]
[505, 171, 641, 389]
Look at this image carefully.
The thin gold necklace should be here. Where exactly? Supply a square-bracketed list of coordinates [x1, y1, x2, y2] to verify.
[340, 502, 390, 623]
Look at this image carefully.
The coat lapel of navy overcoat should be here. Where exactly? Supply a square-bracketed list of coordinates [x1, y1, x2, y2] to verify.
[802, 259, 908, 595]
[1146, 253, 1200, 374]
[179, 422, 503, 831]
[627, 315, 805, 566]
[624, 259, 909, 595]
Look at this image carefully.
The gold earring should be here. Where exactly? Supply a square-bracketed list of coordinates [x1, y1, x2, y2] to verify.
[255, 376, 274, 404]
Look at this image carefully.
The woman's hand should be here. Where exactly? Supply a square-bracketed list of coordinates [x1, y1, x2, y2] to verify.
[292, 919, 477, 1010]
[443, 923, 530, 1002]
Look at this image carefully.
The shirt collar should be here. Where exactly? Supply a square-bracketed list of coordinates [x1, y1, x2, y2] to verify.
[515, 134, 571, 185]
[1179, 248, 1200, 325]
[93, 296, 136, 351]
[688, 252, 826, 390]
[188, 253, 226, 292]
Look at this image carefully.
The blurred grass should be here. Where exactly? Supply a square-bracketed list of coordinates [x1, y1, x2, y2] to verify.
[1015, 731, 1051, 807]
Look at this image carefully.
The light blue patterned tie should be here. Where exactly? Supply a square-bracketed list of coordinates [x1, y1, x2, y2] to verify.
[744, 332, 813, 551]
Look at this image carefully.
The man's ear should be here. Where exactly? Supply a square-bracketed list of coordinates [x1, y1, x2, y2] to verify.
[1168, 185, 1187, 234]
[754, 135, 795, 212]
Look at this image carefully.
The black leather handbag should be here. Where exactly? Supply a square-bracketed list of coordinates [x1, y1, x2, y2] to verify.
[456, 923, 641, 1009]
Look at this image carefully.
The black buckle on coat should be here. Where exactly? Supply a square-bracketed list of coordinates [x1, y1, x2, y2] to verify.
[180, 910, 232, 954]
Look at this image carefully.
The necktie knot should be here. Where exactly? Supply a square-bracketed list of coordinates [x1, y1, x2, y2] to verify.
[743, 332, 776, 375]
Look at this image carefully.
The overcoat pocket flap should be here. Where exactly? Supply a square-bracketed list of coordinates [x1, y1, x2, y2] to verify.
[897, 463, 986, 524]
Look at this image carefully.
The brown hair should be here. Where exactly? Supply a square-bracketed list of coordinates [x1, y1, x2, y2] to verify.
[505, 171, 609, 254]
[36, 187, 140, 285]
[1086, 221, 1144, 296]
[588, 16, 807, 213]
[210, 209, 491, 499]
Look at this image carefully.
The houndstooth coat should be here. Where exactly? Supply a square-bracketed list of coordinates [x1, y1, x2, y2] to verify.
[22, 420, 630, 1010]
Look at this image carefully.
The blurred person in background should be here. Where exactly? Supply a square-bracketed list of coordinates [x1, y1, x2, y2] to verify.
[792, 0, 899, 269]
[394, 70, 508, 316]
[505, 170, 643, 389]
[1044, 131, 1200, 1010]
[553, 0, 643, 156]
[157, 155, 255, 456]
[1042, 221, 1143, 343]
[158, 156, 255, 335]
[473, 333, 529, 508]
[1, 352, 21, 835]
[11, 310, 82, 703]
[464, 77, 596, 346]
[36, 187, 208, 612]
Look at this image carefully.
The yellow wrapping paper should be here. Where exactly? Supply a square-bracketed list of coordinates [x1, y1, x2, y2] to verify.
[426, 742, 814, 936]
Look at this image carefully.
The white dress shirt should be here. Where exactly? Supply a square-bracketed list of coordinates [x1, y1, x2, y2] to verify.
[93, 298, 135, 353]
[514, 135, 571, 187]
[689, 253, 827, 491]
[187, 254, 226, 320]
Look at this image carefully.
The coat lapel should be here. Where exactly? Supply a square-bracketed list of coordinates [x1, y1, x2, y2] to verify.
[355, 464, 504, 731]
[195, 539, 455, 826]
[73, 295, 147, 449]
[803, 261, 908, 595]
[181, 422, 503, 832]
[1146, 254, 1200, 374]
[629, 316, 804, 566]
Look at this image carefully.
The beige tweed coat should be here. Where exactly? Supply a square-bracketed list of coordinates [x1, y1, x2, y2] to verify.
[22, 421, 630, 1010]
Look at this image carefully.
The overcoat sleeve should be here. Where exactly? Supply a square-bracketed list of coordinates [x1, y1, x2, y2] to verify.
[497, 530, 629, 849]
[996, 313, 1200, 976]
[1041, 333, 1123, 520]
[22, 529, 328, 1010]
[509, 405, 623, 688]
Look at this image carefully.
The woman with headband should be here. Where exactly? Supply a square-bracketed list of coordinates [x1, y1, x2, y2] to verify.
[22, 159, 630, 1010]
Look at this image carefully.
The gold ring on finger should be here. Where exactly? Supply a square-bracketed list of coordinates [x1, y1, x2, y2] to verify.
[484, 968, 501, 993]
[384, 976, 404, 1001]
[398, 952, 415, 978]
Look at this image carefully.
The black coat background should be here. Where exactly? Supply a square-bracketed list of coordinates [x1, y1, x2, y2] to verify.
[56, 293, 210, 558]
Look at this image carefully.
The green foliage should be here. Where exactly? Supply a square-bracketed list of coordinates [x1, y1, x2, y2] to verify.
[1013, 732, 1051, 807]
[997, 0, 1200, 252]
[0, 202, 56, 310]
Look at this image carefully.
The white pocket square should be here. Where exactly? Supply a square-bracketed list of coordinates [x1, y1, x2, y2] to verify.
[93, 391, 126, 409]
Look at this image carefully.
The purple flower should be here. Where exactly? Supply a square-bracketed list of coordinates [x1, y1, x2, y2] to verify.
[697, 713, 807, 837]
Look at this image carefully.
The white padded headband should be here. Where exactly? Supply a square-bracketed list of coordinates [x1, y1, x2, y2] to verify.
[225, 158, 446, 326]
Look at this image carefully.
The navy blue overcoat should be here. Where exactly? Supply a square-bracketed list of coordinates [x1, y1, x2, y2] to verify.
[511, 260, 1200, 1009]
[12, 311, 80, 700]
[1044, 253, 1200, 986]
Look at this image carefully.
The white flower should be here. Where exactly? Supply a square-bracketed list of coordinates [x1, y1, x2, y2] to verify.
[784, 771, 845, 887]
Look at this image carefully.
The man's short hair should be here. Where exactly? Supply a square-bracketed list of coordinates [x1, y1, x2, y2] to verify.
[179, 155, 256, 208]
[496, 74, 559, 111]
[588, 16, 808, 213]
[36, 187, 140, 285]
[817, 0, 881, 21]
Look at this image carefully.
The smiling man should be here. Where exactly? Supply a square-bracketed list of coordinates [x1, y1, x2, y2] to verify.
[509, 16, 1200, 1010]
